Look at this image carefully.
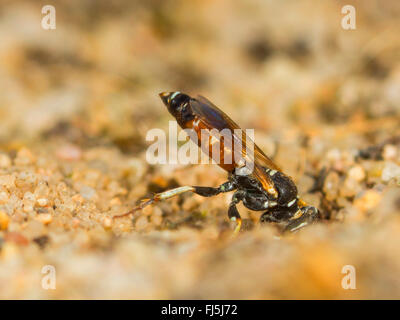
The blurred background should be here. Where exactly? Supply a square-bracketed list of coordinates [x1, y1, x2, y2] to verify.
[0, 0, 399, 299]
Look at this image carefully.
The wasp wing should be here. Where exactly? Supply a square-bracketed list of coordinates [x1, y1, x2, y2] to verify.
[194, 95, 280, 170]
[192, 95, 241, 131]
[190, 95, 280, 195]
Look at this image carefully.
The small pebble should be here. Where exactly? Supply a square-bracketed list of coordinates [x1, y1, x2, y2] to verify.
[80, 185, 97, 200]
[56, 144, 82, 161]
[366, 161, 384, 179]
[23, 204, 34, 213]
[36, 213, 53, 225]
[348, 165, 366, 182]
[102, 216, 113, 229]
[354, 190, 382, 212]
[340, 176, 362, 198]
[0, 174, 16, 189]
[326, 148, 341, 162]
[34, 182, 50, 199]
[15, 171, 38, 189]
[0, 211, 10, 230]
[14, 147, 36, 166]
[110, 197, 121, 206]
[323, 171, 340, 201]
[381, 162, 400, 183]
[23, 191, 36, 213]
[382, 144, 398, 161]
[71, 194, 85, 204]
[0, 190, 9, 204]
[37, 198, 48, 206]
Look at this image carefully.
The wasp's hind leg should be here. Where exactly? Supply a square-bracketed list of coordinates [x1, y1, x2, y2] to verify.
[193, 181, 236, 197]
[114, 181, 236, 219]
[284, 206, 319, 233]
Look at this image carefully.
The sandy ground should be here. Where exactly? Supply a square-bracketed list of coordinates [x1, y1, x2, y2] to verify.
[0, 0, 399, 299]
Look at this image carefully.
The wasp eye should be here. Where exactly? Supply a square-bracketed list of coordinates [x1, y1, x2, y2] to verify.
[170, 92, 190, 110]
[169, 91, 181, 102]
[169, 92, 182, 110]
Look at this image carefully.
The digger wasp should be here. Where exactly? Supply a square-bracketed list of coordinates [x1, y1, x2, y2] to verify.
[115, 92, 319, 233]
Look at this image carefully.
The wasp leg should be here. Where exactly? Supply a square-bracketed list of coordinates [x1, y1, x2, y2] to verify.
[193, 181, 236, 197]
[228, 190, 246, 235]
[260, 209, 292, 224]
[284, 206, 319, 233]
[114, 181, 236, 219]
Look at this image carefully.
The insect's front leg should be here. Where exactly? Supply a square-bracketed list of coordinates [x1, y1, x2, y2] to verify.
[260, 209, 291, 224]
[113, 181, 236, 219]
[260, 205, 319, 233]
[228, 190, 246, 235]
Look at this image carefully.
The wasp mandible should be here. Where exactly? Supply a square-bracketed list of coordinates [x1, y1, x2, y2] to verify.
[116, 92, 319, 233]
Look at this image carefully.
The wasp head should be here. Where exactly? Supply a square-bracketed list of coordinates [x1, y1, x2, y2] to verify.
[159, 91, 195, 126]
